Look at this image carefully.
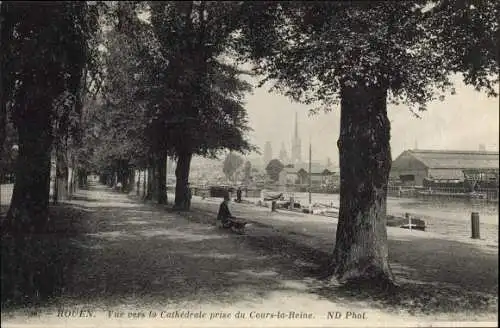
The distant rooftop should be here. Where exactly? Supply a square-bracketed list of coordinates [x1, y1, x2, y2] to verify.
[282, 163, 337, 174]
[402, 149, 499, 170]
[409, 149, 499, 155]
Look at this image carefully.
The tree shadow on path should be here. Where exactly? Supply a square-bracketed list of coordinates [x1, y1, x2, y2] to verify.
[184, 207, 498, 319]
[1, 185, 497, 322]
[1, 186, 325, 312]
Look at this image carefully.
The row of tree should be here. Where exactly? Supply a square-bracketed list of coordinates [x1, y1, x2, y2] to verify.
[1, 1, 257, 225]
[1, 1, 497, 286]
[1, 2, 100, 233]
[81, 2, 256, 208]
[222, 152, 253, 184]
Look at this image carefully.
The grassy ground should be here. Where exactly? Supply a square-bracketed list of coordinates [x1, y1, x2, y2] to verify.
[1, 184, 497, 328]
[182, 205, 498, 319]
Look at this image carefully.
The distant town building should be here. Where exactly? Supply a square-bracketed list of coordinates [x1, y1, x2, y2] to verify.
[278, 163, 338, 186]
[263, 141, 273, 166]
[279, 142, 289, 164]
[390, 149, 499, 186]
[326, 157, 334, 169]
[291, 112, 302, 165]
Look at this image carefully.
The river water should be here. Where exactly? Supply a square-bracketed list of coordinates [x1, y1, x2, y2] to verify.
[261, 191, 498, 243]
[270, 191, 498, 224]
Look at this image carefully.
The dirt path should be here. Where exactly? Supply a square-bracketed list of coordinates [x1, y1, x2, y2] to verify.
[179, 197, 499, 320]
[1, 184, 497, 328]
[186, 197, 498, 293]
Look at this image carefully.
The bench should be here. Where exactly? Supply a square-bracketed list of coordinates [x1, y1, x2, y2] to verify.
[217, 217, 249, 234]
[387, 215, 426, 231]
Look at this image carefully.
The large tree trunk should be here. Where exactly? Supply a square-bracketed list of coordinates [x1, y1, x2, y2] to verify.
[67, 166, 74, 199]
[6, 99, 53, 234]
[52, 150, 58, 205]
[129, 167, 134, 192]
[55, 143, 68, 203]
[152, 161, 159, 200]
[174, 151, 192, 210]
[117, 160, 130, 192]
[120, 162, 127, 191]
[157, 154, 167, 205]
[142, 170, 147, 199]
[145, 165, 153, 200]
[78, 169, 87, 189]
[331, 83, 394, 286]
[73, 168, 77, 192]
[0, 1, 13, 181]
[136, 169, 140, 196]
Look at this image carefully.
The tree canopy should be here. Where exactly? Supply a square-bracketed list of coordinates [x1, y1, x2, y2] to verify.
[223, 152, 244, 182]
[243, 160, 252, 182]
[266, 159, 284, 182]
[76, 2, 257, 194]
[145, 1, 255, 159]
[235, 1, 498, 112]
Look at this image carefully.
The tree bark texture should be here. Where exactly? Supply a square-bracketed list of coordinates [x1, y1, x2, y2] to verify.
[78, 169, 87, 188]
[142, 170, 147, 199]
[52, 150, 58, 205]
[157, 154, 167, 205]
[6, 97, 53, 233]
[152, 162, 159, 200]
[55, 143, 68, 203]
[0, 1, 13, 180]
[67, 166, 74, 199]
[72, 168, 77, 193]
[174, 151, 192, 210]
[332, 83, 395, 285]
[145, 166, 153, 200]
[136, 169, 141, 196]
[115, 160, 128, 191]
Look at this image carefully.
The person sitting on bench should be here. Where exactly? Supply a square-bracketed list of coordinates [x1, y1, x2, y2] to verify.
[217, 193, 235, 228]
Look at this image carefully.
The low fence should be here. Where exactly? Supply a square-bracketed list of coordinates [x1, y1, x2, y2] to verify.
[191, 186, 262, 199]
[187, 182, 341, 198]
[248, 184, 339, 194]
[165, 181, 498, 203]
[387, 185, 499, 202]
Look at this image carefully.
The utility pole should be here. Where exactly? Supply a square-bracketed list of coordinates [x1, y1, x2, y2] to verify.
[308, 137, 312, 207]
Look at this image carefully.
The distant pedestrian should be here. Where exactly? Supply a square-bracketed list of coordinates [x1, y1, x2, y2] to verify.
[236, 187, 242, 203]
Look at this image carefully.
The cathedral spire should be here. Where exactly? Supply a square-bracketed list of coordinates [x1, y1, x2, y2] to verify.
[291, 111, 302, 164]
[294, 112, 299, 139]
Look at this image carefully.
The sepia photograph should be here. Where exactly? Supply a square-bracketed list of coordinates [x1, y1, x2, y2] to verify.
[0, 1, 498, 327]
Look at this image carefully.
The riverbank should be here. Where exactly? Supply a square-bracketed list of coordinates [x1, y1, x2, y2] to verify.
[191, 192, 499, 245]
[167, 193, 499, 323]
[2, 182, 498, 243]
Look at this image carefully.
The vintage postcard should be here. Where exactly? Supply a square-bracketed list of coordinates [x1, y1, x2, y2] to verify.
[1, 1, 498, 328]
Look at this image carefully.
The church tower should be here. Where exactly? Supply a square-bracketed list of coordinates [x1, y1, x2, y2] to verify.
[279, 142, 289, 164]
[291, 112, 302, 165]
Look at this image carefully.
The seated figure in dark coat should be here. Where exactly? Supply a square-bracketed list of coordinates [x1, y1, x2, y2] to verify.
[217, 193, 235, 228]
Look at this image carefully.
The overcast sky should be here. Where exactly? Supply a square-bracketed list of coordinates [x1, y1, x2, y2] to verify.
[241, 75, 499, 165]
